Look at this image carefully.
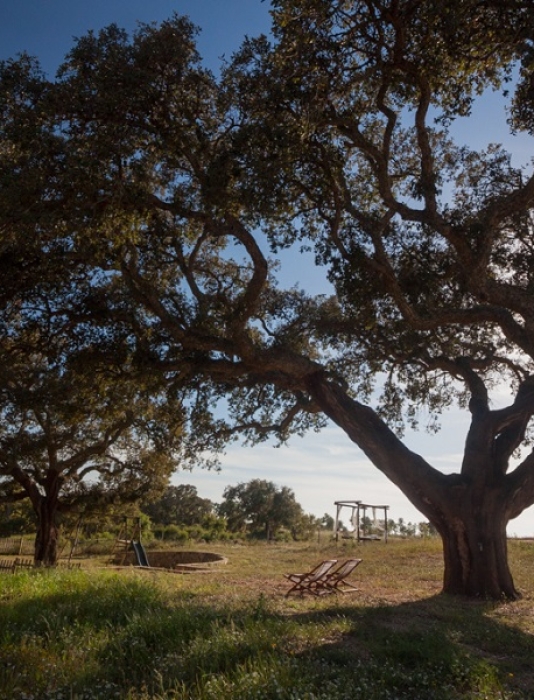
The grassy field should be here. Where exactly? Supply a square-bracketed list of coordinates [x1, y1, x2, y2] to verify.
[1, 537, 534, 699]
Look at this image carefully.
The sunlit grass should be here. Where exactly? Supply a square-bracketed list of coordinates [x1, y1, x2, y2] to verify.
[0, 539, 533, 698]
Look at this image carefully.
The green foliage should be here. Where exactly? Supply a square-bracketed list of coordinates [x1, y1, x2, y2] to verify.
[218, 479, 308, 540]
[147, 522, 232, 546]
[0, 310, 182, 562]
[141, 485, 235, 543]
[227, 0, 534, 437]
[142, 485, 214, 527]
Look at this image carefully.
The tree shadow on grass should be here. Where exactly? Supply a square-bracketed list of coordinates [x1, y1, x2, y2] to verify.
[2, 571, 534, 699]
[0, 573, 284, 697]
[289, 594, 534, 699]
[0, 573, 227, 696]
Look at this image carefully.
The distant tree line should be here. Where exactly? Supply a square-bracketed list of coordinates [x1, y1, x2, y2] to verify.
[0, 479, 327, 545]
[143, 479, 328, 542]
[334, 515, 438, 539]
[143, 489, 439, 542]
[0, 478, 437, 548]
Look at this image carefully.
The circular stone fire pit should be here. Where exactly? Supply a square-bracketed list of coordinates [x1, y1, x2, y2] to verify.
[116, 550, 227, 571]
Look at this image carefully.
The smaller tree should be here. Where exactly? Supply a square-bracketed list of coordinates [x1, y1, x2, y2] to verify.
[290, 512, 322, 541]
[419, 521, 439, 538]
[142, 485, 214, 527]
[0, 310, 184, 565]
[397, 519, 417, 538]
[218, 479, 306, 540]
[387, 519, 399, 536]
[321, 513, 335, 530]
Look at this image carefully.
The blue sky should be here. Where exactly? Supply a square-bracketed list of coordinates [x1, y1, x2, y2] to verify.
[1, 1, 271, 76]
[2, 1, 533, 536]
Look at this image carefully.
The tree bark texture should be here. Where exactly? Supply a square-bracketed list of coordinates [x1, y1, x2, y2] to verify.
[34, 496, 59, 567]
[435, 485, 518, 599]
[31, 471, 63, 567]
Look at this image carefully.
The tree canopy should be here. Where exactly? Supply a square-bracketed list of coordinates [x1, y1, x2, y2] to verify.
[1, 1, 534, 596]
[218, 479, 307, 539]
[142, 484, 214, 527]
[0, 285, 184, 564]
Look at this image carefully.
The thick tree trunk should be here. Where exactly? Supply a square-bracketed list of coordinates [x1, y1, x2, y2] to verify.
[436, 489, 518, 599]
[34, 497, 59, 567]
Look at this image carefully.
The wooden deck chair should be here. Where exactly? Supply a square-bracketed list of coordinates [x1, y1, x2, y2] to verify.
[322, 558, 362, 593]
[284, 559, 338, 596]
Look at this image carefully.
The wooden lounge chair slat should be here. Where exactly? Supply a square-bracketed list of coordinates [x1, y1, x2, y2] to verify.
[284, 559, 338, 596]
[322, 558, 362, 593]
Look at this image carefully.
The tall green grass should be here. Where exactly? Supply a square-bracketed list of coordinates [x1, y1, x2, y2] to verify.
[0, 541, 533, 699]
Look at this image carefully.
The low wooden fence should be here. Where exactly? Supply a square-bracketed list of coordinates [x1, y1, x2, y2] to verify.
[0, 557, 33, 574]
[0, 558, 81, 574]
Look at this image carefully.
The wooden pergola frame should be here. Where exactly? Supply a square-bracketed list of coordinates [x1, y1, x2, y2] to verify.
[333, 500, 389, 543]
